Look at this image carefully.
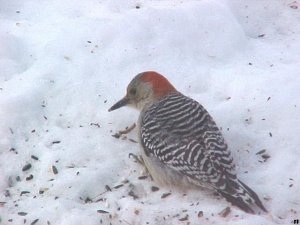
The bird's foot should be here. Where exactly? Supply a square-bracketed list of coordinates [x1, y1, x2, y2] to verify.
[129, 153, 144, 165]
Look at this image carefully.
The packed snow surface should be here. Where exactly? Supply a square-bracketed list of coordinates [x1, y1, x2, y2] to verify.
[0, 0, 300, 224]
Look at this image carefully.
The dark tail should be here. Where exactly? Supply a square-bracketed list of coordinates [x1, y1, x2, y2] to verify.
[216, 179, 267, 214]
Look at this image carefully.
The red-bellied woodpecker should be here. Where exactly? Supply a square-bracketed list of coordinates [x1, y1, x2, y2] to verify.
[109, 71, 267, 214]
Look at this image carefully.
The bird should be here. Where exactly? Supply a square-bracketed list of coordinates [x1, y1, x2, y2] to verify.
[108, 71, 267, 214]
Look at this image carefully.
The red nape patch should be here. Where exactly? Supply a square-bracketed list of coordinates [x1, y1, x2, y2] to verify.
[140, 71, 177, 98]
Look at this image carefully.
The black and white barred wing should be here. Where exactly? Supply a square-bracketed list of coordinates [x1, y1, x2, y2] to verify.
[140, 93, 236, 184]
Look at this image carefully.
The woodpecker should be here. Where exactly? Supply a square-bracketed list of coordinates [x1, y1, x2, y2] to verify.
[109, 71, 267, 214]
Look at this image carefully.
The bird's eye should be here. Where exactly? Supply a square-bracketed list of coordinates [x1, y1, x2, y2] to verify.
[130, 88, 137, 96]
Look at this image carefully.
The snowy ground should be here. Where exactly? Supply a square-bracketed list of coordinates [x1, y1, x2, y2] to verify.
[1, 0, 300, 224]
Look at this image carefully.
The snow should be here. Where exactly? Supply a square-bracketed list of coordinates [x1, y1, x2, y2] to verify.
[0, 0, 300, 224]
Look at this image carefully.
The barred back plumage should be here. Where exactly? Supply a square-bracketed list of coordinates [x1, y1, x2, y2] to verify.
[139, 92, 267, 214]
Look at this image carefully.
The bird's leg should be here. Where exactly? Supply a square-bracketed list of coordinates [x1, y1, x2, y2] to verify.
[129, 153, 153, 180]
[129, 153, 144, 165]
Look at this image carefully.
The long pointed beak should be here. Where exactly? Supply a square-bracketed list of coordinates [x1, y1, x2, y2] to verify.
[108, 97, 129, 112]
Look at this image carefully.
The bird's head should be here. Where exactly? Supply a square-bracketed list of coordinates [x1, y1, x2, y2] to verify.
[108, 71, 177, 112]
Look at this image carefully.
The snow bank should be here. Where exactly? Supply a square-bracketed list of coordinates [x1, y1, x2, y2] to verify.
[0, 0, 299, 224]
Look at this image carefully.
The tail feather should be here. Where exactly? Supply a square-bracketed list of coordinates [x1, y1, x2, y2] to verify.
[238, 179, 267, 213]
[216, 179, 267, 214]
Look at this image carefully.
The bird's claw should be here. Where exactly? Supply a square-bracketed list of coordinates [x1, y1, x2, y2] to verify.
[129, 153, 144, 165]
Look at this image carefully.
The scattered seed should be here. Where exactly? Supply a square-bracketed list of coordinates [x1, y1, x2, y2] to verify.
[161, 192, 172, 199]
[198, 211, 203, 217]
[31, 219, 39, 225]
[22, 164, 32, 171]
[39, 188, 49, 194]
[85, 197, 92, 203]
[31, 129, 36, 133]
[256, 149, 266, 155]
[114, 184, 123, 189]
[128, 190, 139, 199]
[151, 186, 159, 192]
[90, 123, 101, 128]
[289, 184, 293, 187]
[26, 174, 33, 181]
[52, 166, 58, 174]
[219, 207, 231, 217]
[5, 190, 11, 197]
[31, 155, 39, 160]
[261, 154, 271, 160]
[63, 55, 71, 60]
[0, 202, 6, 207]
[52, 141, 61, 144]
[105, 185, 112, 191]
[122, 179, 129, 184]
[269, 132, 272, 137]
[267, 96, 271, 101]
[258, 34, 265, 38]
[128, 138, 138, 143]
[18, 212, 27, 216]
[134, 209, 140, 215]
[112, 133, 121, 139]
[20, 191, 30, 196]
[290, 5, 298, 9]
[138, 175, 148, 180]
[179, 214, 189, 221]
[97, 210, 109, 214]
[95, 198, 104, 202]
